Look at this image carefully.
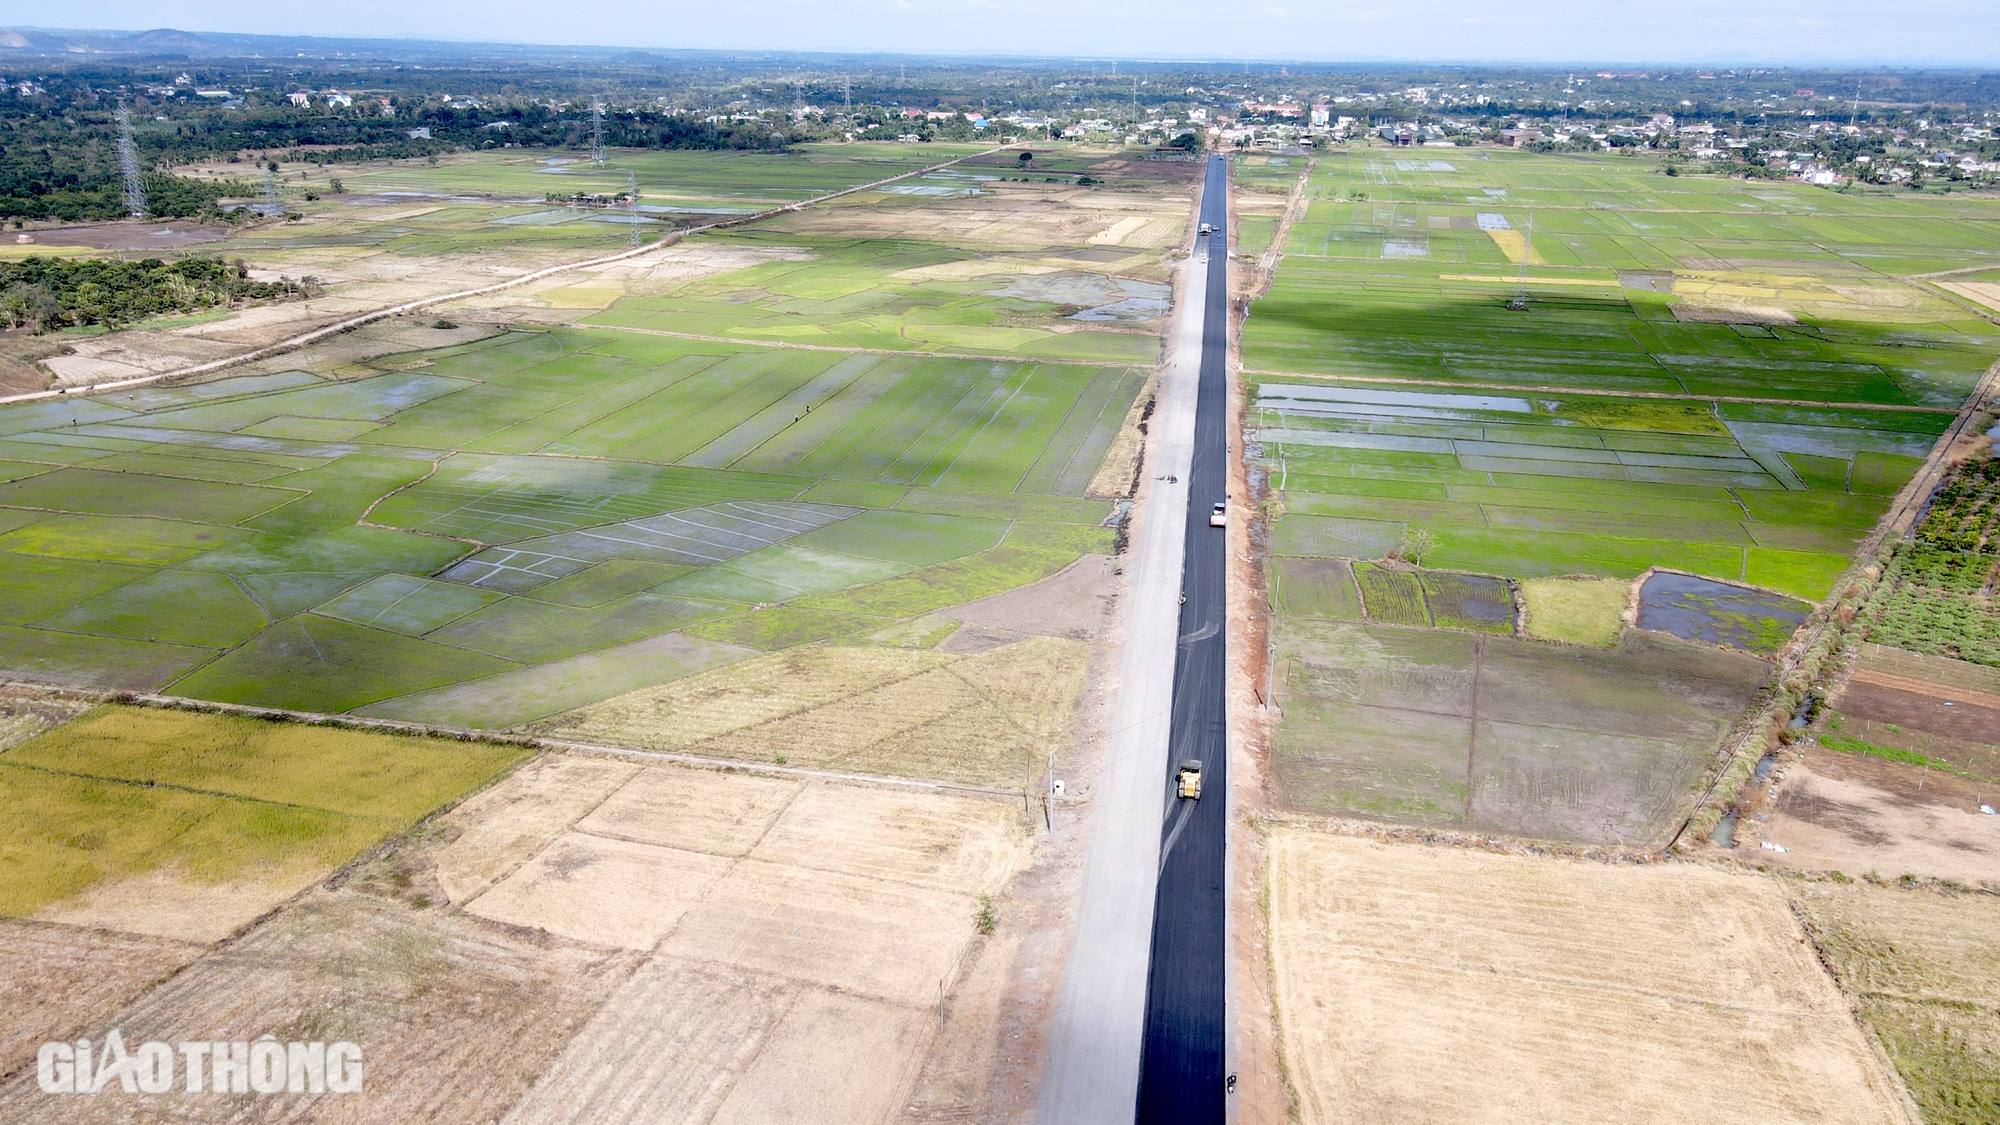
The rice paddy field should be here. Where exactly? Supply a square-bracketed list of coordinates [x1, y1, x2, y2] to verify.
[1251, 148, 2000, 835]
[1248, 149, 2000, 604]
[0, 704, 525, 920]
[187, 143, 997, 265]
[0, 327, 1130, 725]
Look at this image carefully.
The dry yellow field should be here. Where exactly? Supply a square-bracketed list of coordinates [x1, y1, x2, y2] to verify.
[536, 637, 1089, 788]
[0, 751, 1038, 1124]
[450, 753, 1031, 1124]
[1791, 878, 2000, 1125]
[1268, 829, 1915, 1125]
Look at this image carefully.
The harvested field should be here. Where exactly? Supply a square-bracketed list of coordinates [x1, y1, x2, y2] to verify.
[1272, 622, 1769, 842]
[535, 636, 1090, 788]
[435, 752, 1028, 1123]
[1752, 742, 2000, 886]
[0, 889, 640, 1125]
[1790, 878, 2000, 1125]
[503, 956, 928, 1125]
[1268, 829, 1914, 1125]
[467, 832, 735, 950]
[0, 919, 204, 1081]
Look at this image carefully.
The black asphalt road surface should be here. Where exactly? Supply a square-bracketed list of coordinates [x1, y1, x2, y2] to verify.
[1136, 154, 1232, 1124]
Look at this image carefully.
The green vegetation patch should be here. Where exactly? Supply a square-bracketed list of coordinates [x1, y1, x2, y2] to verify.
[1353, 563, 1429, 626]
[1819, 732, 1962, 773]
[684, 606, 885, 650]
[0, 514, 251, 566]
[786, 509, 1010, 567]
[429, 592, 734, 664]
[41, 570, 269, 649]
[0, 552, 155, 624]
[313, 574, 505, 635]
[1272, 557, 1364, 621]
[0, 467, 297, 524]
[169, 615, 519, 713]
[0, 256, 311, 333]
[1521, 576, 1629, 647]
[798, 521, 1112, 619]
[528, 559, 691, 607]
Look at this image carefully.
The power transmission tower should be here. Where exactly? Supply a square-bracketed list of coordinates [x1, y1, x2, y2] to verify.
[115, 100, 147, 219]
[591, 98, 606, 165]
[1509, 213, 1534, 310]
[627, 171, 642, 247]
[843, 75, 851, 110]
[260, 168, 283, 217]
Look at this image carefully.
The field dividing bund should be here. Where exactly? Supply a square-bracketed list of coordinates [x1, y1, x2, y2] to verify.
[0, 329, 1127, 769]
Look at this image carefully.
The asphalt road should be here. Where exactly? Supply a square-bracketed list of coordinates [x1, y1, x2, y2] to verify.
[1136, 154, 1232, 1123]
[1038, 160, 1215, 1124]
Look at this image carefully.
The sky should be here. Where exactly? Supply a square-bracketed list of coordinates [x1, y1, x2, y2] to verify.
[9, 1, 2000, 65]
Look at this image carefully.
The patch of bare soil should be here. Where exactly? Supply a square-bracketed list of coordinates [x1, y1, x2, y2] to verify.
[947, 554, 1116, 642]
[766, 186, 1189, 257]
[432, 755, 1031, 1124]
[1837, 677, 2000, 749]
[1267, 828, 1914, 1125]
[1671, 303, 1801, 326]
[14, 222, 233, 250]
[0, 919, 205, 1082]
[1750, 744, 2000, 887]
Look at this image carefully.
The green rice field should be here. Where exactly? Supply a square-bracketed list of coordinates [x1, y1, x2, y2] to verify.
[581, 227, 1163, 362]
[204, 142, 1000, 270]
[1249, 149, 2000, 605]
[0, 328, 1128, 722]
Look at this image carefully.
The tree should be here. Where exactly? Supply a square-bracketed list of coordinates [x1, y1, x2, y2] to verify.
[1018, 150, 1033, 167]
[1396, 527, 1437, 566]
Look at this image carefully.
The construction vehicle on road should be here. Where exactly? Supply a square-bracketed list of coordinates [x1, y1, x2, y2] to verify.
[1176, 760, 1203, 800]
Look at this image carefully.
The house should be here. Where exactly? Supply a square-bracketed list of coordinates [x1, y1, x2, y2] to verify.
[288, 92, 312, 107]
[1499, 128, 1539, 148]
